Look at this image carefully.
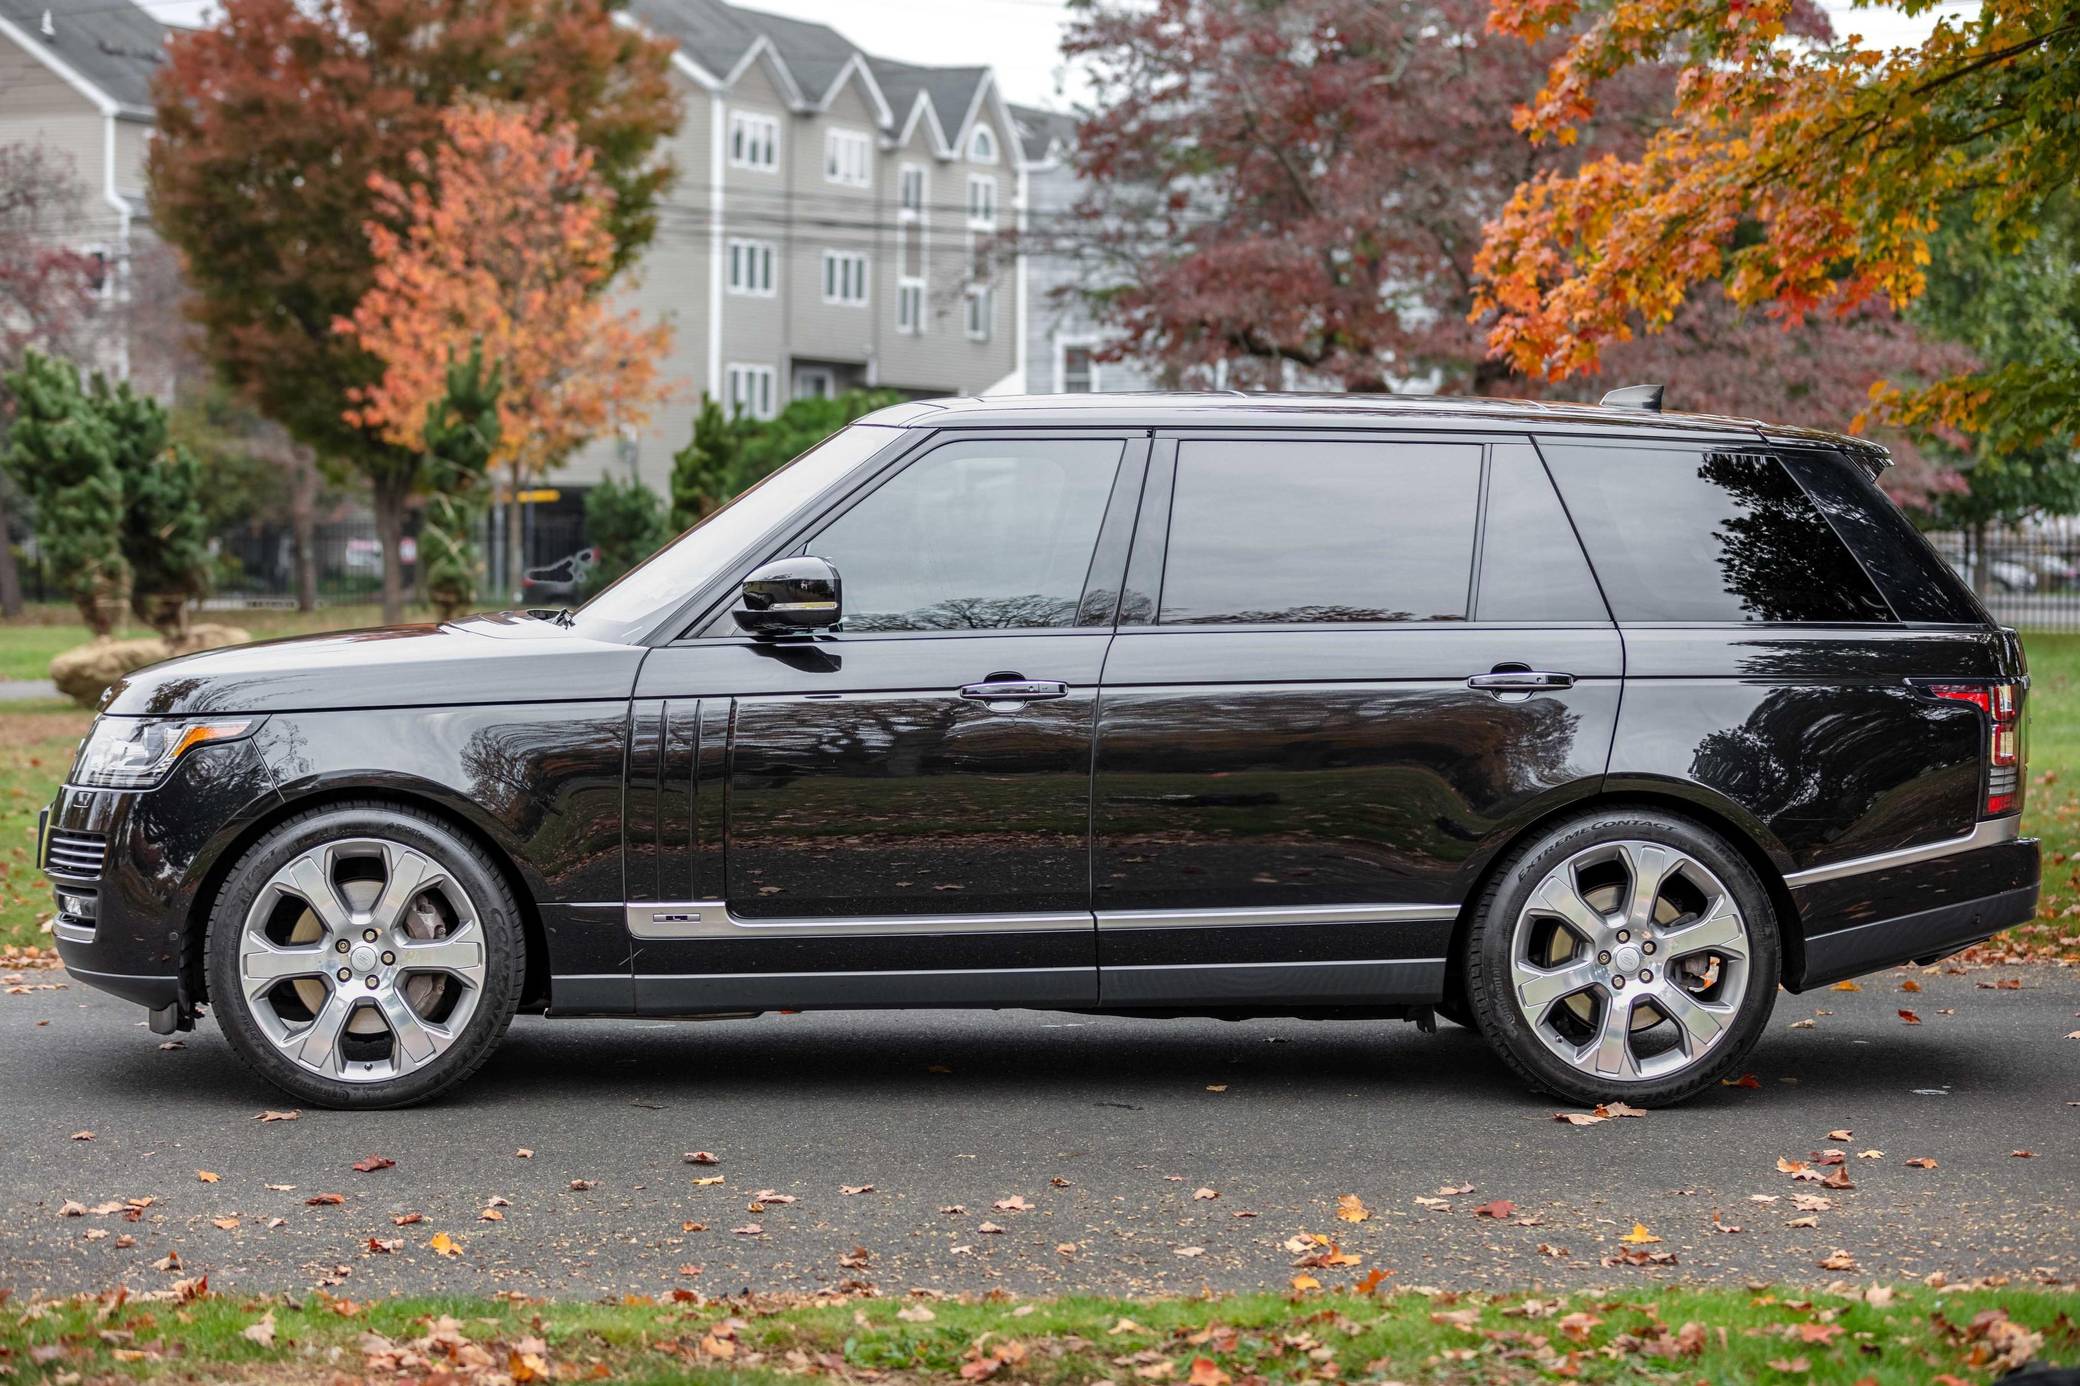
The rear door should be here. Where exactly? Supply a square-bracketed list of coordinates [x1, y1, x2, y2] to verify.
[1092, 432, 1623, 1007]
[627, 432, 1147, 1013]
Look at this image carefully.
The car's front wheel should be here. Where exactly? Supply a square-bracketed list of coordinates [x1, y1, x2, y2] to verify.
[205, 802, 524, 1108]
[1463, 809, 1779, 1107]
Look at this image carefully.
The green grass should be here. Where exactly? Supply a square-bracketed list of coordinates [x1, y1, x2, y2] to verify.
[3, 1283, 2074, 1384]
[2018, 632, 2080, 947]
[0, 603, 432, 684]
[0, 700, 93, 960]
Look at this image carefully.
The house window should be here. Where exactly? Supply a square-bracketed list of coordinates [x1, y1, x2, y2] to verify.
[1061, 344, 1096, 392]
[824, 128, 872, 187]
[964, 285, 993, 341]
[793, 367, 836, 401]
[727, 363, 777, 420]
[896, 279, 925, 335]
[899, 163, 926, 214]
[821, 250, 869, 306]
[726, 238, 775, 296]
[966, 174, 997, 227]
[969, 124, 998, 163]
[729, 111, 779, 171]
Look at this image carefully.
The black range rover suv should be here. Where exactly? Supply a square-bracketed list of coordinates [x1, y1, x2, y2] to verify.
[43, 391, 2038, 1108]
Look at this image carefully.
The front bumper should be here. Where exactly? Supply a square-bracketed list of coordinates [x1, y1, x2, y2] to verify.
[41, 739, 281, 1023]
[1789, 828, 2039, 990]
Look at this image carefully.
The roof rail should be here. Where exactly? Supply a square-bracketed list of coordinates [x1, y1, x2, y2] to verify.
[1600, 383, 1665, 412]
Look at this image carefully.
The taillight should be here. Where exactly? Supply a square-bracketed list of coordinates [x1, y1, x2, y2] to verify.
[1929, 682, 2022, 816]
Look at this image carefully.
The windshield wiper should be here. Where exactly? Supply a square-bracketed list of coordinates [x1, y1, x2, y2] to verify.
[524, 607, 577, 629]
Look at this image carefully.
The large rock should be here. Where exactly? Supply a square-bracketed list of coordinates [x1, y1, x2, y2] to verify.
[49, 624, 251, 708]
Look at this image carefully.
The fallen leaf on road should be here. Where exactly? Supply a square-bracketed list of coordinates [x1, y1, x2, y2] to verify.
[1174, 1245, 1206, 1258]
[692, 1176, 723, 1186]
[212, 1216, 239, 1231]
[351, 1156, 395, 1173]
[1357, 1266, 1392, 1292]
[992, 1195, 1033, 1212]
[1899, 1009, 1922, 1024]
[1785, 1214, 1820, 1228]
[1555, 1110, 1605, 1125]
[1722, 1073, 1761, 1089]
[1290, 1273, 1321, 1292]
[1193, 1186, 1219, 1201]
[1858, 1149, 1884, 1159]
[366, 1238, 400, 1253]
[1825, 1129, 1852, 1142]
[684, 1151, 719, 1165]
[70, 1130, 93, 1141]
[428, 1232, 461, 1257]
[838, 1246, 870, 1269]
[1791, 1194, 1832, 1211]
[2011, 1150, 2035, 1158]
[1906, 1157, 1939, 1169]
[750, 1190, 795, 1204]
[841, 1184, 875, 1195]
[1473, 1200, 1516, 1220]
[1414, 1195, 1450, 1209]
[1831, 980, 1861, 991]
[940, 1205, 967, 1215]
[196, 1170, 219, 1183]
[1336, 1193, 1369, 1221]
[1206, 1084, 1228, 1092]
[1602, 1102, 1647, 1117]
[264, 1183, 294, 1192]
[1820, 1166, 1854, 1190]
[255, 1110, 300, 1123]
[515, 1148, 533, 1159]
[1619, 1222, 1662, 1244]
[392, 1212, 423, 1225]
[1818, 1249, 1858, 1271]
[1711, 1212, 1742, 1234]
[569, 1179, 597, 1191]
[977, 1221, 1003, 1234]
[58, 1200, 86, 1217]
[1537, 1241, 1569, 1257]
[1437, 1182, 1474, 1196]
[479, 1208, 503, 1221]
[242, 1311, 276, 1349]
[305, 1193, 344, 1206]
[731, 1223, 763, 1236]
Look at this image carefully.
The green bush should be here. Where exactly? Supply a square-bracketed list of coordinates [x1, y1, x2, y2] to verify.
[668, 388, 901, 530]
[583, 473, 670, 599]
[1, 351, 131, 636]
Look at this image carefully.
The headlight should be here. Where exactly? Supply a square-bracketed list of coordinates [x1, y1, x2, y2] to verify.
[72, 716, 258, 789]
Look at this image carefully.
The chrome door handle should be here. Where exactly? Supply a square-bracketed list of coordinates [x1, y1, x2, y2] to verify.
[1467, 670, 1576, 692]
[960, 679, 1069, 703]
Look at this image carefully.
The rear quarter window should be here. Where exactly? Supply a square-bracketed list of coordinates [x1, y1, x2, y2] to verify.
[1541, 444, 1896, 624]
[1775, 449, 1985, 625]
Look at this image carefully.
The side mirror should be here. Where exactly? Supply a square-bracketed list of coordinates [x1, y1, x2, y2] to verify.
[734, 556, 842, 637]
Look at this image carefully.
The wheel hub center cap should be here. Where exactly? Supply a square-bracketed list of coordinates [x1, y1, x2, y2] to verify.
[350, 944, 379, 973]
[1612, 943, 1643, 973]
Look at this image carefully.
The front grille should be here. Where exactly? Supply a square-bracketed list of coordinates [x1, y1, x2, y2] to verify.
[44, 829, 107, 882]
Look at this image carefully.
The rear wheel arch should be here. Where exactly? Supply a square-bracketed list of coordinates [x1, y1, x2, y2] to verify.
[188, 787, 550, 1014]
[1442, 789, 1804, 1011]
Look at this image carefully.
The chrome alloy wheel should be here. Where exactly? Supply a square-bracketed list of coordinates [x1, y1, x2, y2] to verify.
[1507, 840, 1751, 1084]
[236, 837, 487, 1084]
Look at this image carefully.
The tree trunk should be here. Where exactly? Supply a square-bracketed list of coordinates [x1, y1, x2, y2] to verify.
[372, 474, 409, 625]
[290, 452, 319, 613]
[1969, 520, 1993, 603]
[0, 485, 22, 618]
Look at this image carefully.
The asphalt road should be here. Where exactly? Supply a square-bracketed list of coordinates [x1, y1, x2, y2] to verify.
[5, 964, 2076, 1301]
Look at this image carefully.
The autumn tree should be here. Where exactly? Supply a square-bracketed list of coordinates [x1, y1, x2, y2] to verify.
[1059, 0, 1958, 454]
[1473, 0, 2080, 452]
[337, 100, 669, 596]
[149, 0, 678, 623]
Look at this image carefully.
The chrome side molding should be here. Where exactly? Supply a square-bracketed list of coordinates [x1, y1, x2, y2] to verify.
[1783, 816, 2022, 888]
[1094, 901, 1458, 931]
[624, 902, 1093, 940]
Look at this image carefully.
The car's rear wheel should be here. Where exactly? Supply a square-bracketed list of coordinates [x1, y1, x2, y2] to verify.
[205, 802, 524, 1109]
[1464, 809, 1779, 1107]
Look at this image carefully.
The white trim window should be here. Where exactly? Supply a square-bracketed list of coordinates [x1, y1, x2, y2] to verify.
[966, 173, 998, 227]
[824, 127, 872, 188]
[728, 111, 780, 171]
[968, 124, 998, 163]
[726, 362, 777, 420]
[793, 367, 835, 401]
[896, 279, 925, 335]
[821, 250, 869, 306]
[1058, 340, 1098, 392]
[898, 163, 926, 215]
[964, 284, 993, 342]
[726, 238, 775, 296]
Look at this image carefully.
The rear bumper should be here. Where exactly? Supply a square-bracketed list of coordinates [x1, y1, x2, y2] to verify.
[1788, 829, 2038, 990]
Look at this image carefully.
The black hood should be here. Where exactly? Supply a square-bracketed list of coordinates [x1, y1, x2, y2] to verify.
[100, 613, 647, 717]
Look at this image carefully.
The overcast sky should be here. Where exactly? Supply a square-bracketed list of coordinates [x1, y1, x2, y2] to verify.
[142, 0, 1977, 111]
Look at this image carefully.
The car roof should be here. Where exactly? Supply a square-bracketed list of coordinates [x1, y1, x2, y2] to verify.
[857, 391, 1886, 463]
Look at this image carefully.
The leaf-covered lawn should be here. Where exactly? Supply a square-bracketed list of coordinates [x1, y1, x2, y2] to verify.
[3, 1283, 2074, 1383]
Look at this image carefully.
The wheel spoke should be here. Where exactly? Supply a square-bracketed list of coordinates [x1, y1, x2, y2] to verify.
[377, 990, 443, 1074]
[1528, 870, 1608, 942]
[1655, 985, 1732, 1055]
[394, 923, 484, 980]
[1589, 992, 1639, 1079]
[280, 850, 354, 936]
[1512, 957, 1600, 1014]
[372, 848, 444, 932]
[292, 989, 353, 1074]
[240, 940, 329, 999]
[1664, 898, 1747, 960]
[1618, 842, 1678, 931]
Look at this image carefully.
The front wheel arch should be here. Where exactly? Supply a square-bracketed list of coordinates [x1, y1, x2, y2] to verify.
[187, 787, 549, 1014]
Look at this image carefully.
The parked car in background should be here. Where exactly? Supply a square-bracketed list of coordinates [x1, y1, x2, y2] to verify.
[44, 391, 2037, 1110]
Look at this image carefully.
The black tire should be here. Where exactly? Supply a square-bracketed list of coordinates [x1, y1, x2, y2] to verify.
[205, 801, 525, 1109]
[1463, 808, 1780, 1107]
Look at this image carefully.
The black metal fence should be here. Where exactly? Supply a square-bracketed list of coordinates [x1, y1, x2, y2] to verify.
[1925, 529, 2080, 635]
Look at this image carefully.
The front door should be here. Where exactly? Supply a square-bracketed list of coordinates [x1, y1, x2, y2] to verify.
[1093, 434, 1623, 1006]
[628, 433, 1148, 1014]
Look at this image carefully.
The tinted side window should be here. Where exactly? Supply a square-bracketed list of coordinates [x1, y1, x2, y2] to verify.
[811, 438, 1123, 631]
[1543, 445, 1895, 624]
[1777, 449, 1983, 624]
[1160, 439, 1481, 625]
[1475, 442, 1609, 623]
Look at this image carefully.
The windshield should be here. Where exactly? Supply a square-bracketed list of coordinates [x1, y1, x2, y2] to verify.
[566, 424, 903, 644]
